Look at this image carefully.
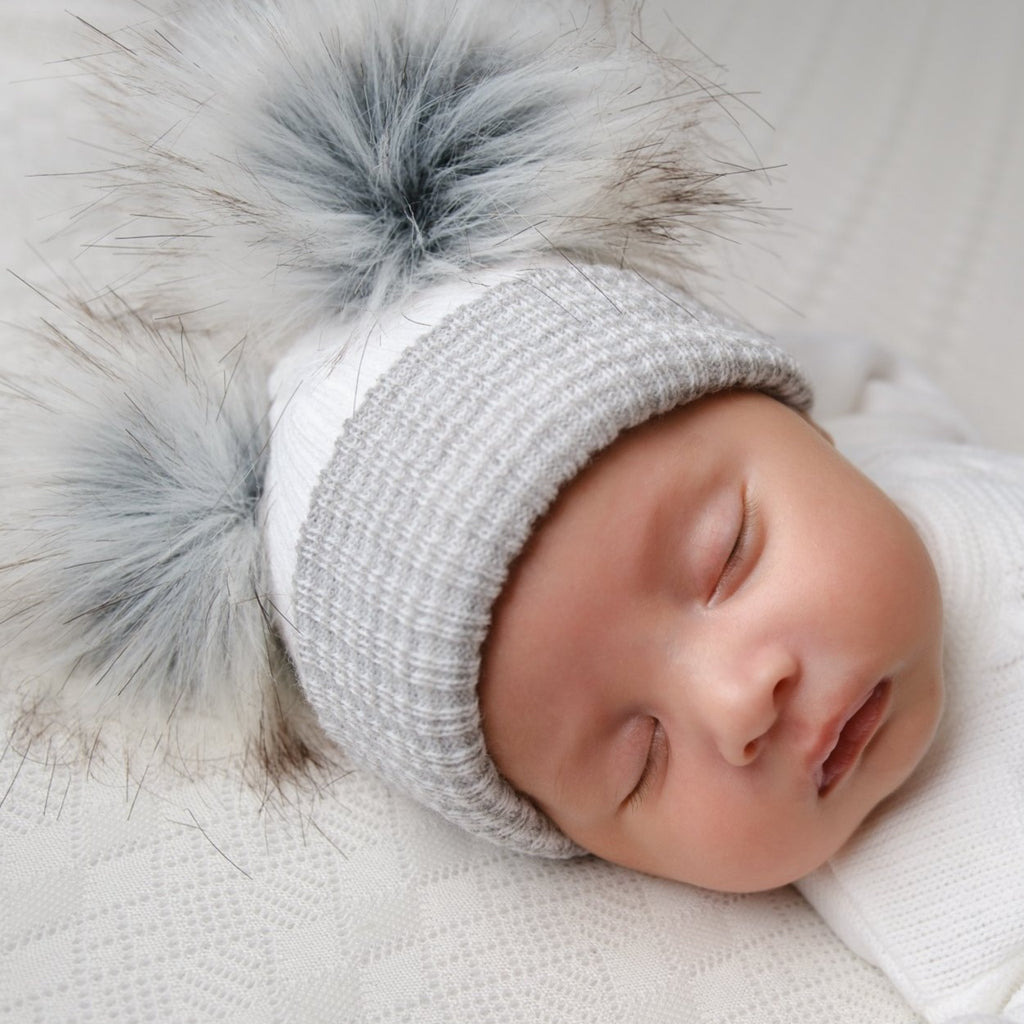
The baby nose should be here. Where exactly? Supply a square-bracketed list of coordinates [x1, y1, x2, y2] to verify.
[699, 641, 798, 767]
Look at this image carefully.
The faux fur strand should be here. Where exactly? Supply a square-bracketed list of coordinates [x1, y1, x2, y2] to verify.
[79, 0, 750, 349]
[0, 302, 298, 755]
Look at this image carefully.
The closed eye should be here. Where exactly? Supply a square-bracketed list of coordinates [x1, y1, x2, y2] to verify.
[625, 720, 666, 810]
[711, 493, 759, 602]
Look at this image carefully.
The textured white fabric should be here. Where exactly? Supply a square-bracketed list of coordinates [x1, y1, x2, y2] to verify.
[796, 439, 1024, 1024]
[264, 265, 542, 641]
[3, 0, 1024, 1021]
[648, 0, 1024, 453]
[0, 722, 922, 1024]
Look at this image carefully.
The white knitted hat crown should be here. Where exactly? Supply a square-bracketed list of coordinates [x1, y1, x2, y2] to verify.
[264, 263, 812, 857]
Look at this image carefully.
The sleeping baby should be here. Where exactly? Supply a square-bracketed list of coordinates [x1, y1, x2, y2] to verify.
[3, 1, 1021, 1021]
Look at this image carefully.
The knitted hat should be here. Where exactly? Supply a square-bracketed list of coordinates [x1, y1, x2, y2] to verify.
[264, 263, 812, 857]
[0, 0, 813, 859]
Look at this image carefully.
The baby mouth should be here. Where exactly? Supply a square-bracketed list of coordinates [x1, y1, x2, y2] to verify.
[816, 679, 891, 796]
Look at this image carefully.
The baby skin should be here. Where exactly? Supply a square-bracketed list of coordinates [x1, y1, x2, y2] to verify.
[480, 391, 944, 893]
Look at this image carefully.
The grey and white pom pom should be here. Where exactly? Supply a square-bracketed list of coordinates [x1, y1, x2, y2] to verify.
[0, 299, 315, 770]
[76, 0, 751, 349]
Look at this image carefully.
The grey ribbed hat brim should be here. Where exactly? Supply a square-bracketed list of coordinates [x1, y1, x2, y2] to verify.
[292, 264, 812, 857]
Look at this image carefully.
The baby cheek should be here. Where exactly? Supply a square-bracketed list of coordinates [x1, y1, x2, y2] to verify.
[812, 513, 923, 642]
[620, 769, 806, 890]
[869, 517, 942, 648]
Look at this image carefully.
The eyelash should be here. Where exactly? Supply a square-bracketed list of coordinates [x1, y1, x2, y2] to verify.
[627, 720, 665, 810]
[711, 493, 758, 601]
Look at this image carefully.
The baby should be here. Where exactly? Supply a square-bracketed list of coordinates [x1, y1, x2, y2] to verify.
[1, 0, 946, 893]
[4, 1, 1016, 1017]
[260, 262, 945, 897]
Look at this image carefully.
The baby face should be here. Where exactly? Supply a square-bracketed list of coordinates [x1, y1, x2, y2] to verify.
[480, 391, 944, 892]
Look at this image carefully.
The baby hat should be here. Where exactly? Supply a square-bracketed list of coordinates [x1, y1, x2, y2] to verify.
[0, 0, 814, 860]
[264, 263, 812, 857]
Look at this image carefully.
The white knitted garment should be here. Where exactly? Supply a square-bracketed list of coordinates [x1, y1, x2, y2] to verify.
[797, 438, 1024, 1024]
[263, 264, 540, 643]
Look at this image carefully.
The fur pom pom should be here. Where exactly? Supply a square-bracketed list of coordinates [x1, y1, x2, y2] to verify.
[0, 297, 318, 773]
[75, 0, 752, 349]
